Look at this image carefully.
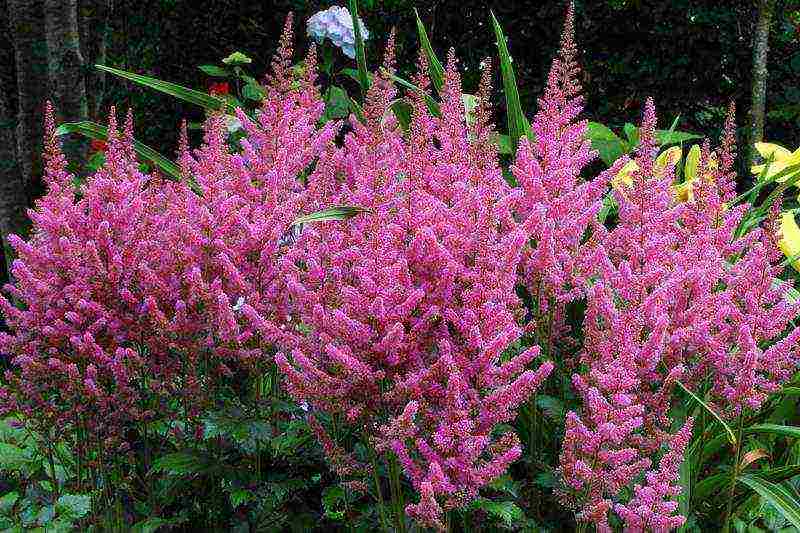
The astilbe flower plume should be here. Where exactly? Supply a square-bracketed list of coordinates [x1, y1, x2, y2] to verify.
[559, 99, 800, 530]
[512, 2, 620, 349]
[0, 15, 334, 465]
[277, 41, 552, 529]
[557, 100, 693, 531]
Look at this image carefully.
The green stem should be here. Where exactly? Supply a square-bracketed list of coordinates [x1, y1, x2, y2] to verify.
[388, 454, 406, 533]
[722, 413, 745, 532]
[368, 446, 391, 532]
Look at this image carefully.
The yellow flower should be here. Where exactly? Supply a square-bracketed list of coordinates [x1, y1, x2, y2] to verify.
[612, 146, 682, 189]
[673, 144, 718, 203]
[751, 142, 800, 182]
[779, 211, 800, 272]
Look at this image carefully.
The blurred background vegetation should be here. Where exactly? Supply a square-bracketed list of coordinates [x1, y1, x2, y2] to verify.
[93, 1, 799, 156]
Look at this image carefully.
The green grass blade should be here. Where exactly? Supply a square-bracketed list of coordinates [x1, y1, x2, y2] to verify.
[347, 0, 370, 93]
[737, 474, 800, 529]
[746, 424, 800, 440]
[413, 9, 444, 93]
[489, 11, 530, 152]
[55, 121, 184, 183]
[96, 65, 227, 111]
[676, 380, 736, 446]
[292, 205, 371, 226]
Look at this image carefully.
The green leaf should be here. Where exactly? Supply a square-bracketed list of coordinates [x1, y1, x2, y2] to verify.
[150, 451, 211, 476]
[198, 65, 230, 77]
[322, 485, 346, 521]
[678, 448, 692, 531]
[656, 129, 703, 146]
[536, 395, 566, 423]
[96, 64, 227, 111]
[241, 82, 265, 102]
[54, 121, 194, 190]
[470, 498, 524, 528]
[496, 134, 513, 155]
[737, 474, 800, 530]
[0, 443, 28, 471]
[586, 122, 626, 166]
[221, 51, 252, 65]
[323, 85, 351, 121]
[389, 99, 413, 130]
[746, 424, 800, 440]
[490, 11, 530, 152]
[55, 494, 91, 520]
[228, 488, 253, 509]
[693, 472, 728, 501]
[623, 123, 639, 145]
[413, 9, 444, 93]
[292, 205, 371, 226]
[347, 0, 370, 93]
[0, 492, 18, 515]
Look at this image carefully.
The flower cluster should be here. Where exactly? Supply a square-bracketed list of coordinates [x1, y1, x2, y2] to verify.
[558, 99, 800, 530]
[0, 16, 331, 465]
[307, 5, 369, 59]
[276, 40, 552, 529]
[512, 3, 619, 351]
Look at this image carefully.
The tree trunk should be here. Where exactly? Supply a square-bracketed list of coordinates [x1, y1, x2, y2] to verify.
[0, 0, 29, 284]
[44, 0, 88, 166]
[8, 0, 48, 199]
[79, 0, 112, 120]
[746, 0, 777, 170]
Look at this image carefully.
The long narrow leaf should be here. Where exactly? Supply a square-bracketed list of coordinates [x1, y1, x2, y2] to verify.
[676, 380, 736, 446]
[746, 424, 800, 440]
[489, 11, 530, 152]
[55, 121, 187, 186]
[413, 9, 444, 93]
[347, 0, 370, 93]
[97, 64, 227, 111]
[292, 206, 371, 226]
[737, 474, 800, 529]
[390, 74, 442, 116]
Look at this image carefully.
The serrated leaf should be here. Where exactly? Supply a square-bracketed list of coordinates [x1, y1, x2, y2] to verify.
[55, 494, 91, 520]
[471, 499, 524, 528]
[198, 65, 230, 77]
[737, 474, 800, 530]
[292, 205, 371, 226]
[536, 395, 566, 423]
[96, 64, 227, 111]
[150, 452, 211, 476]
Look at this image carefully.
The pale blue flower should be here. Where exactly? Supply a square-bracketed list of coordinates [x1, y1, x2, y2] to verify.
[306, 6, 369, 59]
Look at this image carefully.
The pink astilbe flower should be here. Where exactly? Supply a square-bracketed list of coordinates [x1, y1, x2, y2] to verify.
[0, 15, 335, 463]
[558, 100, 691, 530]
[277, 43, 552, 527]
[615, 418, 694, 533]
[560, 99, 800, 530]
[513, 2, 617, 348]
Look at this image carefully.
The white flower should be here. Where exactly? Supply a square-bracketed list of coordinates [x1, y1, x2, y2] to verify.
[306, 6, 369, 59]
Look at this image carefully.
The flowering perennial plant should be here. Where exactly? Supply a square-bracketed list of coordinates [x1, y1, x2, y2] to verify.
[277, 40, 552, 529]
[2, 6, 800, 533]
[558, 99, 800, 530]
[512, 4, 621, 351]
